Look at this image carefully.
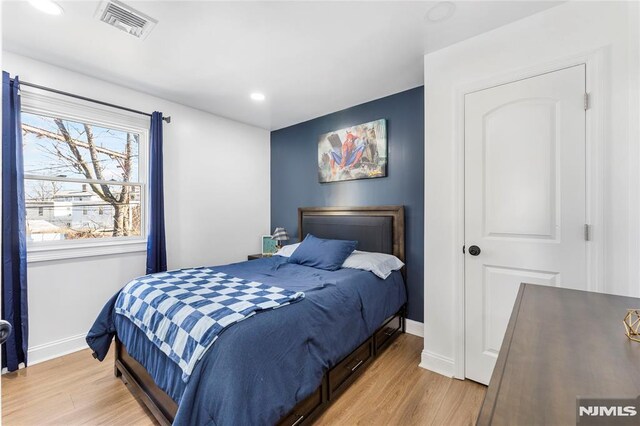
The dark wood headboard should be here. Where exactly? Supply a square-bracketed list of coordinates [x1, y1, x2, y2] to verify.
[297, 206, 405, 263]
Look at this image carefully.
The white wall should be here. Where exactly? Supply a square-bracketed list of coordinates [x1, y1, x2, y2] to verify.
[423, 1, 640, 377]
[3, 52, 271, 364]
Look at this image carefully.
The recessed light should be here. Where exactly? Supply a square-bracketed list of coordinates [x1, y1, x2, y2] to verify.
[28, 0, 64, 15]
[250, 93, 266, 101]
[425, 1, 455, 23]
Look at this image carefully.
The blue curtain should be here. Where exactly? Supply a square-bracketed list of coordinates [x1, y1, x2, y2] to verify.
[146, 111, 167, 274]
[2, 72, 28, 371]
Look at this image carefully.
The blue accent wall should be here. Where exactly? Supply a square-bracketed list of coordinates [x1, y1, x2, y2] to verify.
[271, 86, 424, 322]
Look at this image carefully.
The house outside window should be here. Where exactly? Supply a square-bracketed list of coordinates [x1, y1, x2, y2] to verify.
[21, 90, 149, 261]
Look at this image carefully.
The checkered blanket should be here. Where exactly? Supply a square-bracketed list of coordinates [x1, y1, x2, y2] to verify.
[114, 267, 305, 381]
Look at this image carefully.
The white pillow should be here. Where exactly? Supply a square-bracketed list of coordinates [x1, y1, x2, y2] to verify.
[274, 243, 301, 257]
[341, 250, 404, 279]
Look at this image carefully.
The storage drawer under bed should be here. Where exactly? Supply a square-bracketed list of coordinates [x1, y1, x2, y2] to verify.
[328, 338, 373, 397]
[374, 313, 402, 353]
[277, 385, 324, 426]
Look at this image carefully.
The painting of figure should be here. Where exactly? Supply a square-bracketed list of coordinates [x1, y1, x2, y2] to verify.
[317, 119, 387, 183]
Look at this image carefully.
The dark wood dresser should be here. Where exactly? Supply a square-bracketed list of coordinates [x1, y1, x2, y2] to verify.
[477, 283, 640, 425]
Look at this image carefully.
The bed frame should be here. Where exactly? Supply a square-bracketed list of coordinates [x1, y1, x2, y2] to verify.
[114, 205, 406, 425]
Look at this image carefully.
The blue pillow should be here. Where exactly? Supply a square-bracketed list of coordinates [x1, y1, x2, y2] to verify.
[288, 234, 357, 271]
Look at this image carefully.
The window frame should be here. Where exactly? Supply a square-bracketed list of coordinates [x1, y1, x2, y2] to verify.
[20, 89, 150, 262]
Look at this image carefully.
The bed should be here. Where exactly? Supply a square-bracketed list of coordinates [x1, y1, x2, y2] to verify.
[87, 205, 407, 425]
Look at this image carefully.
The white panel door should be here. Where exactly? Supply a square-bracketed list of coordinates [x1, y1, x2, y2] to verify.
[464, 65, 587, 384]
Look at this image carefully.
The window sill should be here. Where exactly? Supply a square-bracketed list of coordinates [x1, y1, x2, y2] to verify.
[27, 239, 147, 263]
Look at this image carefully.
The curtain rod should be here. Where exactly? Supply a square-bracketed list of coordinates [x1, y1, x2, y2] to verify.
[11, 79, 171, 124]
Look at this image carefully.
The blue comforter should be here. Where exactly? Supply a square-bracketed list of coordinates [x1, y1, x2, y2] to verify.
[87, 256, 406, 425]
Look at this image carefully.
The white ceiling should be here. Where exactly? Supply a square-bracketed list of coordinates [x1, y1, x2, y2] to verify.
[2, 1, 561, 130]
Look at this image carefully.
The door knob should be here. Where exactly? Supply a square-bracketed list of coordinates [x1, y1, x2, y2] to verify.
[468, 245, 481, 256]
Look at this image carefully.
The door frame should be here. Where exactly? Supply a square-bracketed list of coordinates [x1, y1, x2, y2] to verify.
[452, 48, 607, 380]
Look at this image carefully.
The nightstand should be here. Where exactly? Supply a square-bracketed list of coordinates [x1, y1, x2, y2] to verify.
[247, 254, 267, 260]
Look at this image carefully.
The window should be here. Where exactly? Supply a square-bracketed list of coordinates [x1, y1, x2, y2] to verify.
[21, 92, 148, 260]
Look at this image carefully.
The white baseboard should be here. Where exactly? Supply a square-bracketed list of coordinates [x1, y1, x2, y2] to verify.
[419, 350, 455, 377]
[28, 333, 88, 366]
[405, 319, 424, 337]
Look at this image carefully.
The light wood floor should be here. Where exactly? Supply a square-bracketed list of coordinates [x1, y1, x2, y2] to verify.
[2, 334, 485, 425]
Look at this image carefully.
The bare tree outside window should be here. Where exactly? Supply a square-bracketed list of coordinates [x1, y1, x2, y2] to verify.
[22, 111, 143, 242]
[29, 180, 62, 201]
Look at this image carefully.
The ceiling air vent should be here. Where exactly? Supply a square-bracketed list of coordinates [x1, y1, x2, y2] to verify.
[95, 0, 157, 40]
